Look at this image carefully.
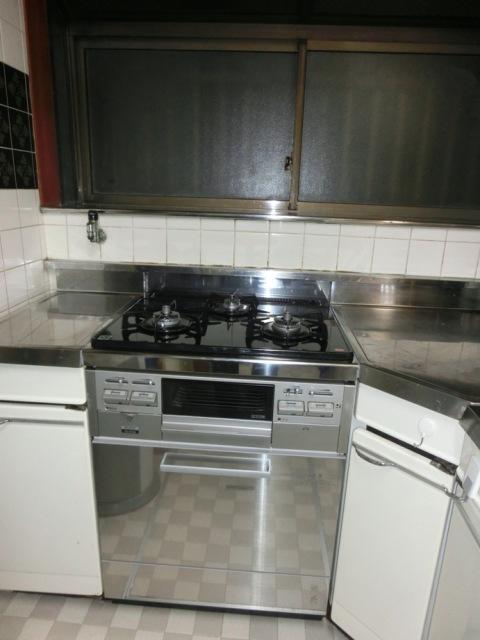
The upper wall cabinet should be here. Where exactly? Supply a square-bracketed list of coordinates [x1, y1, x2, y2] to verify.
[299, 52, 480, 209]
[78, 46, 297, 207]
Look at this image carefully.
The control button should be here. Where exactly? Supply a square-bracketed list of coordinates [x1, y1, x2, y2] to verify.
[132, 379, 155, 386]
[307, 401, 334, 417]
[278, 400, 304, 415]
[105, 377, 128, 384]
[131, 391, 157, 406]
[103, 389, 129, 404]
[284, 387, 303, 395]
[308, 389, 333, 396]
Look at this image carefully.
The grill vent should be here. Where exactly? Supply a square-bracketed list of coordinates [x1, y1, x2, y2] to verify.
[163, 379, 274, 421]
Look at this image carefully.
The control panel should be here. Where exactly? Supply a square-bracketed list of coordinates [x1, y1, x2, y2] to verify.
[273, 382, 344, 427]
[95, 371, 162, 415]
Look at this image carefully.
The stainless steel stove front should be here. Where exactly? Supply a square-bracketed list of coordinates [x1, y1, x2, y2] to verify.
[94, 441, 344, 615]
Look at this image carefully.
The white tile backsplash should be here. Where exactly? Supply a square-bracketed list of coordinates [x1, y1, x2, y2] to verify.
[270, 220, 304, 234]
[201, 217, 234, 231]
[1, 228, 22, 269]
[235, 219, 269, 233]
[269, 233, 303, 269]
[100, 227, 133, 262]
[41, 213, 480, 281]
[338, 236, 374, 272]
[303, 234, 339, 271]
[167, 216, 201, 230]
[133, 215, 167, 229]
[441, 242, 480, 279]
[201, 229, 234, 266]
[21, 226, 42, 263]
[234, 231, 269, 267]
[0, 190, 20, 229]
[67, 227, 101, 261]
[375, 225, 411, 239]
[133, 228, 166, 263]
[5, 264, 27, 307]
[411, 227, 447, 241]
[0, 0, 21, 29]
[167, 228, 200, 264]
[445, 228, 480, 243]
[44, 225, 68, 259]
[340, 224, 376, 237]
[0, 10, 46, 314]
[406, 240, 445, 277]
[0, 17, 24, 71]
[305, 222, 340, 236]
[371, 238, 409, 275]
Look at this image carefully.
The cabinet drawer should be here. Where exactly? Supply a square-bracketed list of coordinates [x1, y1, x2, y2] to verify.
[98, 412, 161, 440]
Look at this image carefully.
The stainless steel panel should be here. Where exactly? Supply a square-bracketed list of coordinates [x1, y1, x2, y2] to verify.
[273, 423, 339, 451]
[95, 443, 344, 614]
[162, 414, 271, 447]
[85, 352, 358, 383]
[97, 412, 161, 441]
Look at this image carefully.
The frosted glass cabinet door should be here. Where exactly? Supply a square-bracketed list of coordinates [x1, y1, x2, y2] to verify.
[0, 411, 101, 595]
[428, 503, 480, 640]
[300, 52, 480, 208]
[85, 49, 296, 201]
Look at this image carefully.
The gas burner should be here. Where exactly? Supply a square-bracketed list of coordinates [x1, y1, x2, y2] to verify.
[141, 304, 193, 334]
[271, 309, 306, 336]
[247, 307, 328, 349]
[211, 293, 251, 318]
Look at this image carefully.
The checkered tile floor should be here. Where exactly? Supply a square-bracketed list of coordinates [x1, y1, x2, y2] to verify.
[0, 591, 348, 639]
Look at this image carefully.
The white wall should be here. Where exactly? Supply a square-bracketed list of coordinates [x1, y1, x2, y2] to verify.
[0, 0, 48, 315]
[43, 213, 480, 280]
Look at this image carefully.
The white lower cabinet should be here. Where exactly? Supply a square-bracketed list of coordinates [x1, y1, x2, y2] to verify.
[427, 500, 480, 639]
[331, 428, 453, 640]
[0, 402, 101, 595]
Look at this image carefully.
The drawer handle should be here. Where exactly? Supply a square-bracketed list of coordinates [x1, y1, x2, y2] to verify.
[121, 426, 140, 434]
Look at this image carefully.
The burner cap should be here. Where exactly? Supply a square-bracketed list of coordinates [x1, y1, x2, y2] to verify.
[213, 293, 250, 317]
[141, 304, 192, 333]
[271, 310, 304, 335]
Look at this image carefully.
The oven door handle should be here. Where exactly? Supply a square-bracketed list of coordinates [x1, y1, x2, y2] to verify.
[159, 452, 271, 478]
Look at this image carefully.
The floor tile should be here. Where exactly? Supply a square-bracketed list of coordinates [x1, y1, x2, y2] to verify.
[17, 617, 54, 640]
[221, 613, 250, 639]
[57, 597, 92, 624]
[4, 593, 39, 618]
[45, 620, 82, 639]
[76, 625, 109, 640]
[0, 615, 26, 640]
[30, 595, 66, 620]
[193, 610, 223, 637]
[111, 605, 143, 630]
[0, 593, 348, 640]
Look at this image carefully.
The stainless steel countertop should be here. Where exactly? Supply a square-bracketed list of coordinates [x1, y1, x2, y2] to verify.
[0, 291, 135, 367]
[334, 305, 480, 419]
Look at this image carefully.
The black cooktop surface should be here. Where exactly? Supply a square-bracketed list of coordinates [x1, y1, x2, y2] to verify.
[91, 290, 353, 362]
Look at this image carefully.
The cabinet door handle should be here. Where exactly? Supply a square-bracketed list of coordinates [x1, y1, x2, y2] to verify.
[353, 443, 394, 467]
[353, 442, 456, 497]
[0, 418, 9, 429]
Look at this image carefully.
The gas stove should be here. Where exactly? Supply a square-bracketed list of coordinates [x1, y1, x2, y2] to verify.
[92, 289, 353, 362]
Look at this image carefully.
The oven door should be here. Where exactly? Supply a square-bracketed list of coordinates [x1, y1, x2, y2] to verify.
[161, 377, 274, 447]
[93, 441, 343, 615]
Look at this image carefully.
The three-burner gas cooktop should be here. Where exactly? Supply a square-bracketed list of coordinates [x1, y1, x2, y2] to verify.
[92, 290, 353, 362]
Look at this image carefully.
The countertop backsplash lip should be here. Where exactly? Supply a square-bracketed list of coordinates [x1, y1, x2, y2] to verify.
[41, 212, 480, 281]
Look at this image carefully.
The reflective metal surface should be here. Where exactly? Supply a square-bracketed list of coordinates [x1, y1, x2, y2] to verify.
[334, 305, 480, 417]
[94, 442, 344, 614]
[0, 292, 134, 367]
[83, 350, 358, 383]
[461, 406, 480, 451]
